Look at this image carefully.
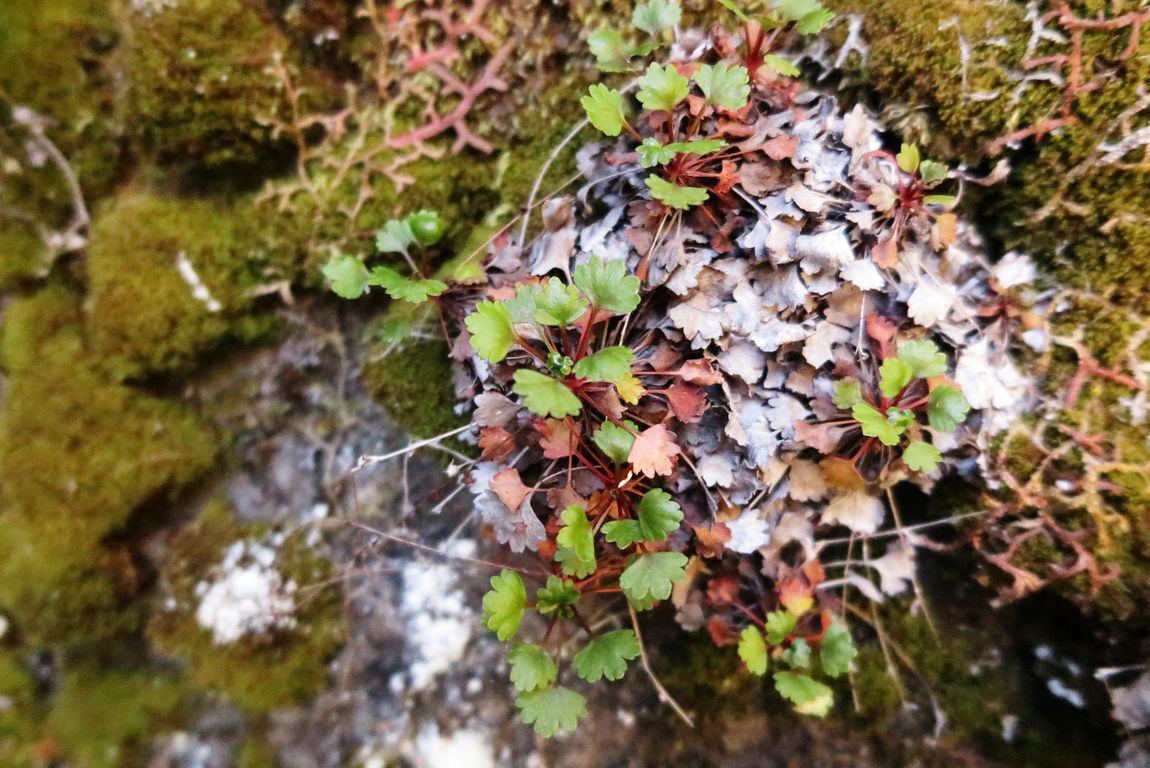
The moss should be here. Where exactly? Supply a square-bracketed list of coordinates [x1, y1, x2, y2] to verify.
[121, 0, 298, 169]
[0, 283, 217, 645]
[0, 650, 40, 768]
[147, 502, 345, 714]
[361, 340, 468, 440]
[85, 192, 301, 379]
[0, 223, 47, 291]
[45, 664, 186, 768]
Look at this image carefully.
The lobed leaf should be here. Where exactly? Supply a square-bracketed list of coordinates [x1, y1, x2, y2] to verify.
[620, 551, 688, 605]
[632, 0, 681, 35]
[555, 505, 596, 578]
[375, 219, 416, 254]
[878, 357, 914, 399]
[765, 610, 796, 645]
[572, 346, 635, 383]
[897, 339, 947, 378]
[774, 671, 834, 717]
[739, 626, 769, 676]
[637, 62, 690, 111]
[692, 62, 750, 110]
[573, 255, 642, 314]
[852, 402, 904, 446]
[533, 277, 589, 326]
[896, 143, 920, 174]
[367, 266, 447, 303]
[646, 175, 709, 209]
[927, 385, 970, 432]
[482, 569, 526, 641]
[465, 300, 516, 363]
[572, 629, 641, 683]
[512, 370, 582, 418]
[508, 643, 558, 693]
[763, 53, 800, 77]
[832, 379, 863, 409]
[536, 575, 580, 615]
[593, 419, 638, 463]
[323, 255, 369, 299]
[516, 686, 587, 738]
[581, 83, 627, 137]
[820, 619, 857, 678]
[903, 439, 942, 473]
[918, 159, 948, 186]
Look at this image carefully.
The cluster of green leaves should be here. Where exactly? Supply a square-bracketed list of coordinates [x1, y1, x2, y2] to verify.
[719, 0, 834, 35]
[895, 143, 955, 207]
[465, 256, 643, 418]
[588, 0, 681, 72]
[737, 610, 856, 717]
[832, 339, 971, 473]
[322, 210, 447, 301]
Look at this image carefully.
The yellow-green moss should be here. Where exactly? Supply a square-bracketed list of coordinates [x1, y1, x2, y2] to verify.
[85, 192, 301, 379]
[0, 283, 218, 645]
[44, 665, 186, 768]
[121, 0, 295, 168]
[147, 502, 345, 714]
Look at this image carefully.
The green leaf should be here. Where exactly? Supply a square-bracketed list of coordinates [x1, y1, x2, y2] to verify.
[692, 62, 750, 110]
[763, 54, 800, 77]
[572, 629, 641, 682]
[820, 618, 857, 678]
[794, 7, 834, 34]
[504, 283, 540, 324]
[636, 62, 690, 111]
[632, 0, 681, 35]
[620, 551, 688, 604]
[927, 385, 970, 432]
[375, 219, 416, 254]
[323, 255, 369, 299]
[512, 369, 582, 418]
[887, 406, 915, 432]
[852, 402, 904, 447]
[572, 346, 634, 383]
[405, 210, 445, 246]
[377, 316, 412, 344]
[646, 176, 709, 209]
[532, 277, 589, 326]
[782, 637, 811, 669]
[765, 610, 796, 645]
[573, 255, 641, 314]
[773, 671, 834, 717]
[367, 266, 448, 303]
[637, 137, 727, 168]
[903, 439, 942, 472]
[918, 160, 948, 186]
[588, 29, 636, 71]
[774, 0, 834, 34]
[555, 505, 596, 578]
[516, 686, 587, 738]
[602, 519, 643, 549]
[897, 339, 947, 378]
[635, 488, 683, 541]
[536, 575, 580, 615]
[832, 379, 863, 409]
[581, 83, 627, 137]
[896, 143, 920, 174]
[878, 357, 914, 399]
[593, 419, 638, 463]
[739, 626, 769, 676]
[718, 0, 749, 21]
[923, 194, 957, 206]
[508, 643, 558, 693]
[464, 300, 516, 363]
[482, 570, 526, 641]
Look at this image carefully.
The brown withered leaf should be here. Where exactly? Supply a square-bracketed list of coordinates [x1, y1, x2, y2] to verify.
[763, 133, 800, 160]
[664, 382, 708, 423]
[679, 358, 724, 385]
[491, 467, 533, 513]
[819, 456, 868, 494]
[474, 391, 519, 428]
[793, 420, 848, 453]
[706, 615, 736, 646]
[933, 212, 958, 249]
[738, 161, 778, 196]
[537, 418, 574, 459]
[479, 426, 516, 462]
[706, 573, 740, 606]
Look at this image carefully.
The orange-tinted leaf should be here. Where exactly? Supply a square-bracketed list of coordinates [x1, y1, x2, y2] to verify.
[693, 521, 731, 558]
[707, 615, 736, 646]
[872, 237, 898, 269]
[628, 423, 681, 478]
[537, 418, 575, 459]
[933, 212, 958, 249]
[706, 574, 740, 606]
[778, 578, 813, 617]
[492, 467, 533, 513]
[819, 457, 867, 493]
[865, 311, 898, 347]
[793, 421, 847, 453]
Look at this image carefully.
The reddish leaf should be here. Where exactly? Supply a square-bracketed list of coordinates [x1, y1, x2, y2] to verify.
[491, 467, 533, 513]
[802, 559, 826, 589]
[763, 133, 800, 160]
[586, 386, 625, 420]
[738, 161, 778, 196]
[628, 423, 681, 478]
[714, 159, 740, 194]
[706, 615, 736, 646]
[679, 358, 723, 385]
[865, 311, 899, 347]
[664, 382, 708, 423]
[537, 538, 557, 561]
[479, 426, 516, 462]
[537, 418, 575, 459]
[706, 573, 740, 606]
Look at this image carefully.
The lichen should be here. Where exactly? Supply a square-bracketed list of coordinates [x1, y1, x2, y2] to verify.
[146, 502, 345, 714]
